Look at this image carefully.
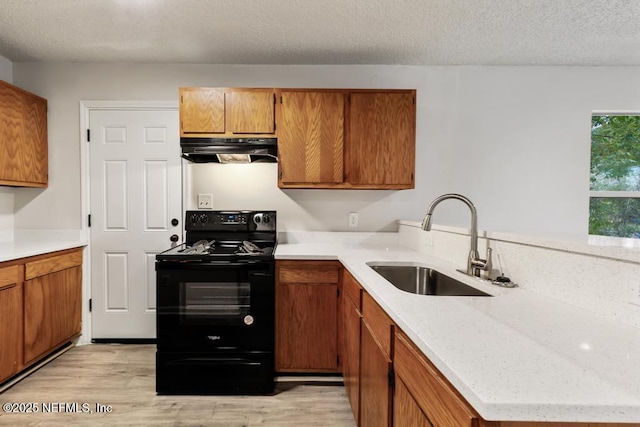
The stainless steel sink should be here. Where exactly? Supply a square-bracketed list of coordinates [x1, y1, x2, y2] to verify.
[368, 264, 491, 297]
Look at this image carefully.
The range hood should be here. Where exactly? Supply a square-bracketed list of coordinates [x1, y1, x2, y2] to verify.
[180, 138, 278, 164]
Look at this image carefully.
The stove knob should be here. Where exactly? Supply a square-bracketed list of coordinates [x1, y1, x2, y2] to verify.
[244, 315, 254, 326]
[263, 214, 270, 224]
[199, 214, 209, 224]
[190, 213, 199, 224]
[254, 215, 261, 223]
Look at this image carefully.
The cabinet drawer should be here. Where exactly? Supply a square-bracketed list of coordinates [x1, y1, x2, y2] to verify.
[25, 250, 83, 281]
[277, 260, 340, 284]
[395, 331, 479, 427]
[0, 265, 20, 289]
[362, 292, 394, 358]
[342, 268, 362, 310]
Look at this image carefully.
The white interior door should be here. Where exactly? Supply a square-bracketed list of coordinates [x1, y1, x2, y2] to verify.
[90, 109, 181, 339]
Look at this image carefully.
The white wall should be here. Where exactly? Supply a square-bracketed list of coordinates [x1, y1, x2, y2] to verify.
[0, 55, 12, 82]
[11, 63, 640, 240]
[0, 55, 13, 241]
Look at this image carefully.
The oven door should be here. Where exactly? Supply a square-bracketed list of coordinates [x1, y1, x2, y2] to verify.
[156, 260, 274, 352]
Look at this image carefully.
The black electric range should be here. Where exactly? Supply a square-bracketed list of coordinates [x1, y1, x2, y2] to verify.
[155, 210, 276, 395]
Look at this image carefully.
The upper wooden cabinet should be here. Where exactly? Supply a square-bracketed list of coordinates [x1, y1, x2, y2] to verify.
[179, 87, 276, 137]
[278, 90, 345, 185]
[347, 92, 415, 187]
[0, 80, 48, 187]
[277, 89, 416, 190]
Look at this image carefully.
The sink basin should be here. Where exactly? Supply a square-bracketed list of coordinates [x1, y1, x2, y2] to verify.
[368, 264, 491, 297]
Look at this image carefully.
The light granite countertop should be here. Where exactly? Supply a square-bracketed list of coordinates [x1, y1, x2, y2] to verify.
[0, 240, 86, 263]
[276, 242, 640, 423]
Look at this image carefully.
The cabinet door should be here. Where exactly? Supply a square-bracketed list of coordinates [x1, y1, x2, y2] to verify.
[341, 292, 362, 422]
[394, 332, 480, 427]
[0, 266, 23, 383]
[394, 376, 433, 427]
[278, 91, 344, 185]
[0, 80, 48, 187]
[227, 90, 275, 134]
[24, 266, 82, 365]
[360, 319, 393, 427]
[180, 88, 225, 135]
[348, 92, 415, 187]
[276, 282, 338, 372]
[276, 261, 340, 372]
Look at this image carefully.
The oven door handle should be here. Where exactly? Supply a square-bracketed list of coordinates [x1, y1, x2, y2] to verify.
[167, 357, 262, 367]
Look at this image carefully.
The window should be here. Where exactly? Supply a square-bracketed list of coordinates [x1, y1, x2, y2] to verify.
[589, 115, 640, 238]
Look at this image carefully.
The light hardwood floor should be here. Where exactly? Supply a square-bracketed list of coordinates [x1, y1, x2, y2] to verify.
[0, 344, 356, 427]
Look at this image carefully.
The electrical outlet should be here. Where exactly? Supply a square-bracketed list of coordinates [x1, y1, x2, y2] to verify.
[348, 212, 359, 228]
[197, 194, 213, 209]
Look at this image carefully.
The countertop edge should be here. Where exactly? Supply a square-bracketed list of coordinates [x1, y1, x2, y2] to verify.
[0, 240, 87, 263]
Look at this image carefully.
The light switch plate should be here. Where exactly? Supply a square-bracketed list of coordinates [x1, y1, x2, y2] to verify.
[197, 194, 213, 209]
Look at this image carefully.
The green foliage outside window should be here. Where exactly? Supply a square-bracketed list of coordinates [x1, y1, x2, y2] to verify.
[590, 115, 640, 238]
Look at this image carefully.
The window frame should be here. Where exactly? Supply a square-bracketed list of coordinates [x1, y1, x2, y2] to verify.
[589, 111, 640, 239]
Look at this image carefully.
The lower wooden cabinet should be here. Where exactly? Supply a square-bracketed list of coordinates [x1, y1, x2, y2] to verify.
[394, 376, 433, 427]
[0, 266, 23, 383]
[0, 248, 83, 384]
[24, 263, 82, 364]
[360, 291, 395, 427]
[275, 260, 340, 372]
[394, 331, 481, 427]
[340, 269, 362, 422]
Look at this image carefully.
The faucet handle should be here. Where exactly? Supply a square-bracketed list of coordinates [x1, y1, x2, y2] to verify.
[484, 247, 492, 272]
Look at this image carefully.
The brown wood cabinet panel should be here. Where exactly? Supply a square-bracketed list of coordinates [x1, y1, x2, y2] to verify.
[278, 91, 344, 185]
[347, 91, 415, 187]
[342, 268, 362, 310]
[25, 250, 82, 280]
[227, 90, 275, 134]
[0, 281, 23, 383]
[0, 80, 48, 187]
[180, 87, 225, 135]
[341, 290, 362, 423]
[394, 376, 433, 427]
[395, 331, 479, 427]
[0, 265, 20, 288]
[360, 319, 393, 427]
[277, 260, 340, 284]
[276, 282, 338, 372]
[494, 422, 640, 427]
[24, 266, 82, 365]
[362, 291, 394, 358]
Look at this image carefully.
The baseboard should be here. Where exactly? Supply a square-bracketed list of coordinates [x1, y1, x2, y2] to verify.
[91, 338, 157, 344]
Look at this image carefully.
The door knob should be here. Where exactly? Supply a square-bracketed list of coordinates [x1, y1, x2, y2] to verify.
[170, 234, 179, 242]
[171, 218, 179, 226]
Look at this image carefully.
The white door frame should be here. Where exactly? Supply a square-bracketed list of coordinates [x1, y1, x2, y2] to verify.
[79, 100, 182, 344]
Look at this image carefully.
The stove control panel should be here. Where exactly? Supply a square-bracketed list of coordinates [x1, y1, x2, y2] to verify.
[185, 210, 276, 231]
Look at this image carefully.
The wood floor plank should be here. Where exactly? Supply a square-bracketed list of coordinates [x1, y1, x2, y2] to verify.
[0, 344, 355, 426]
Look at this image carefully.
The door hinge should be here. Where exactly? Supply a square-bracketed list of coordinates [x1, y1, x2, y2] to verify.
[180, 95, 183, 103]
[388, 366, 395, 388]
[279, 170, 283, 180]
[88, 214, 91, 227]
[280, 95, 283, 104]
[89, 298, 92, 312]
[87, 129, 90, 142]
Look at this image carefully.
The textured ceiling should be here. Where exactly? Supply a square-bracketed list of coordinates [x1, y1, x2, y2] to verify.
[0, 0, 639, 65]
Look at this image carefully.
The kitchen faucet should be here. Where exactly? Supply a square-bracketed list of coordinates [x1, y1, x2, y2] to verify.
[421, 193, 491, 278]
